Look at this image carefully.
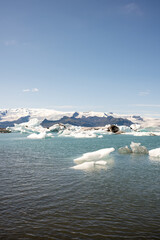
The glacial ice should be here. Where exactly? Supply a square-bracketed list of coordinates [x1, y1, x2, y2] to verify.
[149, 148, 160, 158]
[130, 142, 148, 154]
[118, 146, 132, 154]
[27, 132, 47, 139]
[6, 113, 160, 140]
[124, 132, 160, 136]
[98, 135, 103, 138]
[118, 142, 148, 154]
[74, 148, 115, 164]
[71, 161, 95, 170]
[58, 127, 97, 138]
[71, 160, 108, 170]
[95, 160, 107, 165]
[130, 124, 141, 131]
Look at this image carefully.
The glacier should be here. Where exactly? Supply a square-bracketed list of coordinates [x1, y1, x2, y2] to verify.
[0, 108, 160, 139]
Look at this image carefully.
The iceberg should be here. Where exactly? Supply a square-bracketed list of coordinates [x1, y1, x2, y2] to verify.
[27, 132, 47, 139]
[71, 160, 108, 170]
[71, 161, 95, 170]
[74, 148, 115, 164]
[130, 142, 148, 154]
[95, 160, 107, 165]
[149, 148, 160, 158]
[27, 132, 53, 139]
[130, 124, 141, 131]
[118, 146, 132, 154]
[118, 142, 148, 154]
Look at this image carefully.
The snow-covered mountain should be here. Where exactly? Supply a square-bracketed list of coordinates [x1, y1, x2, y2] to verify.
[0, 108, 160, 128]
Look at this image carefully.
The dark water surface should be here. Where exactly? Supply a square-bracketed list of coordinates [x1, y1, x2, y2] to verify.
[0, 133, 160, 239]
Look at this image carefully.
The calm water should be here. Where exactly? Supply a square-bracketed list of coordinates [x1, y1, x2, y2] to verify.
[0, 133, 160, 239]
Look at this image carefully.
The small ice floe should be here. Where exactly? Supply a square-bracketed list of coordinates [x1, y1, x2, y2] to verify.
[130, 124, 141, 131]
[118, 146, 132, 154]
[71, 148, 115, 170]
[49, 123, 66, 132]
[118, 126, 132, 133]
[95, 160, 107, 165]
[27, 132, 46, 139]
[149, 148, 160, 158]
[27, 132, 53, 139]
[130, 142, 148, 154]
[74, 148, 115, 164]
[59, 128, 97, 138]
[118, 142, 148, 154]
[71, 161, 95, 170]
[98, 135, 103, 138]
[71, 160, 107, 170]
[134, 132, 157, 136]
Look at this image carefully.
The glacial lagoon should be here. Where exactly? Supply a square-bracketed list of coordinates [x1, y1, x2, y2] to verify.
[0, 133, 160, 239]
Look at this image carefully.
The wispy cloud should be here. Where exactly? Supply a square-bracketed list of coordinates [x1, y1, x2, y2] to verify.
[32, 88, 39, 92]
[133, 104, 160, 108]
[4, 40, 17, 46]
[23, 89, 30, 92]
[122, 3, 143, 16]
[23, 88, 39, 93]
[138, 90, 150, 96]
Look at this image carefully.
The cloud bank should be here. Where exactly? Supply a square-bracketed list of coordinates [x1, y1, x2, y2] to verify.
[23, 88, 39, 93]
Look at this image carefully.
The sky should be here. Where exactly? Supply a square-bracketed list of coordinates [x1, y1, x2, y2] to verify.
[0, 0, 160, 117]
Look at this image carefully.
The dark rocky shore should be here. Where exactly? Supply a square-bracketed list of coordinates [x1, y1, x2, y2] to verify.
[0, 128, 11, 133]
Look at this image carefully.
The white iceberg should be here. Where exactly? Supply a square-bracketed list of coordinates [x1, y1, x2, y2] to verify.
[118, 146, 132, 154]
[130, 142, 148, 154]
[74, 148, 115, 164]
[118, 126, 132, 132]
[95, 160, 107, 165]
[118, 142, 148, 154]
[71, 161, 95, 170]
[71, 160, 107, 170]
[149, 148, 160, 158]
[27, 132, 53, 139]
[130, 124, 141, 131]
[27, 132, 46, 139]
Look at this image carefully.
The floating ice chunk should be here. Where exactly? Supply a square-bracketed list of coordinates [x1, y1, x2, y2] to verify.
[95, 160, 107, 165]
[130, 142, 148, 154]
[59, 128, 97, 138]
[130, 124, 141, 131]
[71, 160, 108, 170]
[118, 146, 132, 154]
[46, 133, 54, 137]
[49, 124, 66, 132]
[73, 132, 97, 138]
[125, 131, 158, 136]
[74, 148, 115, 164]
[149, 148, 160, 158]
[118, 142, 148, 154]
[118, 126, 132, 132]
[71, 161, 95, 170]
[98, 135, 103, 138]
[27, 132, 47, 139]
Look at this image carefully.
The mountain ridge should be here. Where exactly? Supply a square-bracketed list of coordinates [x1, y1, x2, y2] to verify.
[1, 108, 159, 128]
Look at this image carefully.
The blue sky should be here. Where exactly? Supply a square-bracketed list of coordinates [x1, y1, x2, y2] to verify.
[0, 0, 160, 116]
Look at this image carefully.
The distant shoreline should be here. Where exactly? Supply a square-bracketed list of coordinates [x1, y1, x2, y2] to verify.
[0, 128, 11, 133]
